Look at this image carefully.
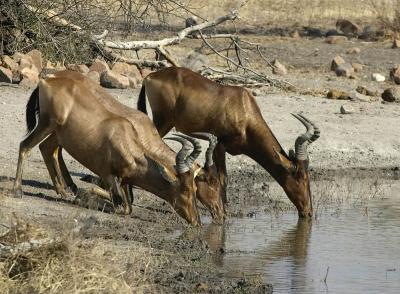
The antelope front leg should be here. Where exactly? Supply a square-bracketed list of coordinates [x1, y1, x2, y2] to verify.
[39, 134, 71, 198]
[104, 176, 132, 215]
[213, 142, 228, 212]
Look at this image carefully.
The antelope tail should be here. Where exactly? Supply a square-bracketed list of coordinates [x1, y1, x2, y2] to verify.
[26, 86, 40, 135]
[137, 84, 147, 114]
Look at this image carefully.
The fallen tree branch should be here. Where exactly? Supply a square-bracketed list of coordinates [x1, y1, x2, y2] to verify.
[96, 10, 239, 50]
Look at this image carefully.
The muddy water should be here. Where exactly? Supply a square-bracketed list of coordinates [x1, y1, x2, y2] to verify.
[203, 183, 400, 293]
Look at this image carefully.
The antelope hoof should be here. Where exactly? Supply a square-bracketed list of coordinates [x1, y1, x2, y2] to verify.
[66, 184, 78, 195]
[115, 205, 131, 216]
[13, 188, 23, 198]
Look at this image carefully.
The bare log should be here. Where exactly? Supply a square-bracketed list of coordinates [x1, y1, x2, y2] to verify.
[96, 10, 239, 50]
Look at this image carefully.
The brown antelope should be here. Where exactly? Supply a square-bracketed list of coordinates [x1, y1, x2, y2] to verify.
[13, 71, 210, 225]
[137, 67, 320, 218]
[42, 70, 224, 222]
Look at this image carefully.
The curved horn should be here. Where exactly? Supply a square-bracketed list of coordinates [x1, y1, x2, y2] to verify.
[174, 133, 202, 168]
[165, 136, 192, 173]
[291, 113, 320, 161]
[192, 132, 218, 167]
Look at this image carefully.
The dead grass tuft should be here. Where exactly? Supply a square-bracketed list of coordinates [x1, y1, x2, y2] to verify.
[0, 215, 132, 294]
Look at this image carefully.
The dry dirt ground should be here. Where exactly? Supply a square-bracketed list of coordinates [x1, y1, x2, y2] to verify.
[0, 34, 399, 292]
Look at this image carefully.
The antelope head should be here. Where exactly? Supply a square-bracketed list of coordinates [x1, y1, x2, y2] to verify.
[275, 114, 320, 218]
[190, 132, 225, 224]
[162, 134, 202, 225]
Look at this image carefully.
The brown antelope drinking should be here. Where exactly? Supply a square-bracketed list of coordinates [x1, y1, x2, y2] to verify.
[137, 67, 320, 217]
[13, 71, 213, 225]
[42, 70, 224, 222]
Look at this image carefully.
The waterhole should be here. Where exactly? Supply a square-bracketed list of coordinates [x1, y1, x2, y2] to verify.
[202, 178, 400, 293]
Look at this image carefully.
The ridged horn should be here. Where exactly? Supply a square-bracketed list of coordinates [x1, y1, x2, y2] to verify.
[291, 113, 320, 161]
[164, 136, 192, 173]
[191, 132, 218, 167]
[174, 133, 202, 168]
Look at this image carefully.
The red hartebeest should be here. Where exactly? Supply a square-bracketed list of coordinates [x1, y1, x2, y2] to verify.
[42, 71, 224, 222]
[137, 67, 320, 217]
[13, 71, 212, 225]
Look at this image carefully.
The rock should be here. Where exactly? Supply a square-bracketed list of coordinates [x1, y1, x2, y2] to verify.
[0, 66, 12, 83]
[325, 29, 341, 37]
[371, 73, 385, 82]
[272, 59, 287, 75]
[390, 65, 400, 84]
[195, 282, 209, 291]
[12, 52, 26, 63]
[86, 71, 100, 84]
[127, 76, 138, 89]
[351, 63, 363, 72]
[100, 70, 129, 89]
[331, 55, 346, 71]
[336, 19, 362, 35]
[340, 104, 354, 114]
[335, 63, 354, 77]
[290, 30, 300, 38]
[327, 89, 350, 100]
[381, 87, 400, 102]
[182, 52, 209, 72]
[140, 68, 153, 79]
[67, 64, 89, 74]
[392, 39, 400, 48]
[252, 89, 262, 96]
[89, 59, 109, 74]
[111, 62, 142, 81]
[346, 47, 361, 54]
[20, 67, 39, 84]
[185, 16, 199, 27]
[356, 85, 379, 97]
[26, 49, 43, 72]
[18, 55, 34, 71]
[325, 35, 347, 44]
[1, 55, 18, 72]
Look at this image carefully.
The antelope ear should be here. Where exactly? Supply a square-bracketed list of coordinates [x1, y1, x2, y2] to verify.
[273, 147, 294, 172]
[157, 163, 177, 183]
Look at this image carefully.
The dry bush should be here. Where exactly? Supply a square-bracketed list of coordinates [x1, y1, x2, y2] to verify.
[0, 217, 134, 293]
[371, 0, 400, 33]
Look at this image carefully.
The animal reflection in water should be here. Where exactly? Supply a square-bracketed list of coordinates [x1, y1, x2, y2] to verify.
[202, 219, 312, 287]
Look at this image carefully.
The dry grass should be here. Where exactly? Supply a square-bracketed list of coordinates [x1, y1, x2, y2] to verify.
[0, 216, 139, 294]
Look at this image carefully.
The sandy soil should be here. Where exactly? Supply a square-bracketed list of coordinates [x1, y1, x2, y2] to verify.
[0, 35, 399, 292]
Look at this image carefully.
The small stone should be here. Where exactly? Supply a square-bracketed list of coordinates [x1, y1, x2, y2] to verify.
[12, 52, 25, 63]
[335, 63, 354, 77]
[390, 65, 400, 84]
[140, 68, 153, 79]
[89, 59, 109, 74]
[356, 85, 379, 97]
[252, 89, 261, 96]
[340, 104, 354, 114]
[0, 66, 12, 83]
[86, 71, 100, 84]
[325, 35, 347, 44]
[112, 62, 142, 82]
[272, 59, 287, 75]
[195, 282, 209, 292]
[26, 49, 43, 72]
[100, 70, 129, 89]
[327, 89, 350, 100]
[67, 64, 89, 74]
[127, 76, 138, 89]
[381, 87, 400, 102]
[183, 52, 209, 72]
[331, 55, 346, 71]
[20, 67, 39, 85]
[392, 39, 400, 48]
[1, 55, 18, 72]
[18, 55, 34, 71]
[336, 19, 362, 35]
[371, 73, 385, 82]
[290, 30, 300, 38]
[346, 47, 361, 54]
[351, 63, 363, 72]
